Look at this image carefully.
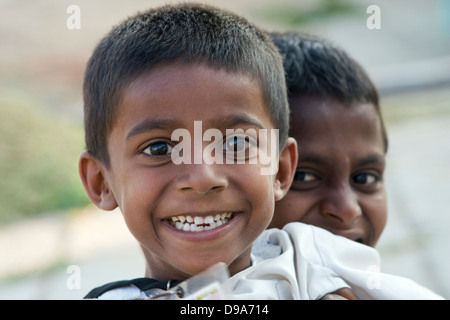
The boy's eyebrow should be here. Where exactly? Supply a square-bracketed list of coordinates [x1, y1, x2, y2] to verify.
[218, 114, 266, 130]
[355, 154, 385, 167]
[298, 154, 330, 166]
[299, 153, 385, 167]
[126, 114, 266, 141]
[126, 118, 182, 140]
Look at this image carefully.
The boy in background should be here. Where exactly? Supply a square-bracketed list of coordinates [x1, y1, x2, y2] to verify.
[269, 32, 387, 247]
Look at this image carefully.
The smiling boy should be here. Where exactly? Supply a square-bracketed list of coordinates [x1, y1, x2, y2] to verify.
[79, 3, 297, 293]
[78, 4, 442, 300]
[269, 32, 388, 247]
[88, 62, 294, 280]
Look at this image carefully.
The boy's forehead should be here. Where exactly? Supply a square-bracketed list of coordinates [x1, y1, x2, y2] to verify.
[114, 62, 273, 130]
[122, 62, 259, 99]
[289, 95, 385, 149]
[290, 95, 380, 123]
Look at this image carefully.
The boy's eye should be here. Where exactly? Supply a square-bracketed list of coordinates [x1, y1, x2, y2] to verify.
[294, 170, 318, 182]
[290, 170, 320, 191]
[143, 141, 173, 156]
[224, 135, 250, 152]
[223, 134, 257, 153]
[223, 133, 258, 161]
[352, 172, 379, 185]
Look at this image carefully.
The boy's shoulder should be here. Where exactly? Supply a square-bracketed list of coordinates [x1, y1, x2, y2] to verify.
[254, 222, 380, 266]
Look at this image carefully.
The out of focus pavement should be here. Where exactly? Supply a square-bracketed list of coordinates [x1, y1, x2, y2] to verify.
[0, 0, 449, 299]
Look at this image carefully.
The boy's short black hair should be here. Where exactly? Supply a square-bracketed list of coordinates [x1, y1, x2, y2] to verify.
[83, 3, 288, 167]
[271, 31, 388, 152]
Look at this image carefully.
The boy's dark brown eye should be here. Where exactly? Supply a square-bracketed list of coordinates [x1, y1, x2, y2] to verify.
[294, 171, 305, 181]
[144, 142, 172, 156]
[352, 173, 378, 185]
[224, 135, 250, 152]
[294, 171, 317, 182]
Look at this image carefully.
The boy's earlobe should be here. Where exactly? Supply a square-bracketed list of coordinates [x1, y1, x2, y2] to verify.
[274, 137, 298, 201]
[78, 151, 118, 211]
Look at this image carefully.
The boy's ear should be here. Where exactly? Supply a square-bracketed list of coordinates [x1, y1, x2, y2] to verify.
[273, 137, 298, 201]
[78, 151, 118, 211]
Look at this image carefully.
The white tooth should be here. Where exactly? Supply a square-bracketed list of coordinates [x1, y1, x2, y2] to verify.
[204, 216, 214, 224]
[194, 216, 204, 225]
[175, 213, 233, 231]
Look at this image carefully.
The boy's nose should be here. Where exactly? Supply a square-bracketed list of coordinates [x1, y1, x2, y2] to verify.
[320, 184, 362, 226]
[176, 162, 228, 194]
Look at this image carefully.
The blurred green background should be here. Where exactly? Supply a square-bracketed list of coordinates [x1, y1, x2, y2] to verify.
[0, 91, 88, 222]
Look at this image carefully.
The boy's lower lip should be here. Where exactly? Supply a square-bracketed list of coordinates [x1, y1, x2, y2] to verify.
[162, 212, 242, 242]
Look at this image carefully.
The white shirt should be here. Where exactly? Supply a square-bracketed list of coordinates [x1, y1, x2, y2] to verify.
[91, 222, 443, 300]
[225, 222, 443, 300]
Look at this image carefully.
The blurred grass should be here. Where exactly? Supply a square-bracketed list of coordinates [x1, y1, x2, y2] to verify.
[257, 0, 360, 27]
[0, 91, 89, 224]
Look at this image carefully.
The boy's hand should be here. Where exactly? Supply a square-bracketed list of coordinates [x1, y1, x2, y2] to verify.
[321, 288, 359, 300]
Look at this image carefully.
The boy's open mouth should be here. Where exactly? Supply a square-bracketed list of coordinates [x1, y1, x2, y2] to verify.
[167, 212, 235, 232]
